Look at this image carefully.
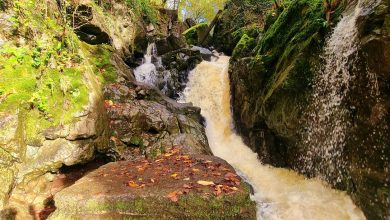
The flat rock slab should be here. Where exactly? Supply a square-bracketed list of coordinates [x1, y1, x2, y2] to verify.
[50, 148, 256, 219]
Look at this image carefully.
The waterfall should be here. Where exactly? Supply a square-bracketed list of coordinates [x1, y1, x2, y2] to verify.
[301, 0, 381, 183]
[134, 43, 160, 86]
[134, 43, 178, 97]
[180, 55, 365, 220]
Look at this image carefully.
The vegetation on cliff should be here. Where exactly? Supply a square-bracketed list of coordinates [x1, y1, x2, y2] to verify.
[216, 0, 389, 219]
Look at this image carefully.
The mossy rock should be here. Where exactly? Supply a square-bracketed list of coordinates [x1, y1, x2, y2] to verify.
[212, 0, 272, 55]
[182, 23, 209, 46]
[232, 34, 256, 58]
[50, 154, 256, 219]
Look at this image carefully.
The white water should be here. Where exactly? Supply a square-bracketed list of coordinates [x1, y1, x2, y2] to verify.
[134, 43, 175, 95]
[301, 0, 381, 183]
[134, 43, 160, 86]
[181, 55, 365, 220]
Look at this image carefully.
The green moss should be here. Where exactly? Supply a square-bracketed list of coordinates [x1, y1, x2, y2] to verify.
[54, 183, 256, 219]
[212, 0, 273, 54]
[125, 0, 159, 24]
[80, 42, 118, 85]
[247, 0, 330, 104]
[232, 34, 255, 58]
[0, 0, 115, 144]
[182, 23, 208, 45]
[227, 0, 348, 138]
[230, 24, 262, 50]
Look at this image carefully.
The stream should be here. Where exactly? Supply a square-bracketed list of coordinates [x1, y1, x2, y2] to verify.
[132, 2, 373, 218]
[180, 55, 365, 220]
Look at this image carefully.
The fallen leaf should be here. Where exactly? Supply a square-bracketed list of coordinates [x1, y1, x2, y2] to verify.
[192, 168, 200, 172]
[164, 153, 174, 157]
[167, 191, 179, 202]
[171, 173, 179, 178]
[128, 181, 139, 188]
[214, 185, 222, 196]
[197, 180, 215, 186]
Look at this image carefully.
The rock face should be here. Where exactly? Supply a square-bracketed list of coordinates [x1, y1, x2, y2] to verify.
[0, 0, 137, 216]
[212, 0, 269, 55]
[103, 81, 211, 159]
[216, 0, 389, 219]
[50, 149, 256, 219]
[68, 0, 137, 58]
[0, 60, 109, 218]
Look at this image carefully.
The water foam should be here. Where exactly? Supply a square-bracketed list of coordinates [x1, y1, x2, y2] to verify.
[181, 56, 365, 220]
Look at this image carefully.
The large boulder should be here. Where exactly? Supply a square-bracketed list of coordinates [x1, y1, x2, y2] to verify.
[155, 34, 188, 56]
[182, 23, 209, 46]
[103, 81, 211, 159]
[50, 149, 256, 219]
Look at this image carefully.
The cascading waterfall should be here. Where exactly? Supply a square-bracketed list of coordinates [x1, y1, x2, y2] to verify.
[180, 55, 365, 220]
[134, 43, 177, 97]
[301, 0, 380, 184]
[134, 43, 160, 86]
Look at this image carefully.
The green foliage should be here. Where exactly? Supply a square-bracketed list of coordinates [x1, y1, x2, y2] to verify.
[125, 0, 158, 23]
[178, 0, 227, 23]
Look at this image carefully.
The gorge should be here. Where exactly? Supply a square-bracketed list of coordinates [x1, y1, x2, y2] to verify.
[0, 0, 389, 219]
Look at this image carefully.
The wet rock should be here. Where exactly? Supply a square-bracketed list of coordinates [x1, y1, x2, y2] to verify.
[190, 46, 213, 61]
[146, 23, 155, 33]
[227, 0, 390, 219]
[103, 82, 210, 159]
[142, 48, 202, 99]
[50, 151, 256, 219]
[75, 24, 110, 45]
[155, 34, 188, 56]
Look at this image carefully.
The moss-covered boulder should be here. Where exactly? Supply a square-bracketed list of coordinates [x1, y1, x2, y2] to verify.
[182, 23, 209, 45]
[50, 150, 256, 219]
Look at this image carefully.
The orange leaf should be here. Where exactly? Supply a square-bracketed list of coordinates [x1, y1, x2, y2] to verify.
[128, 181, 139, 188]
[214, 185, 223, 196]
[167, 191, 179, 202]
[164, 153, 174, 157]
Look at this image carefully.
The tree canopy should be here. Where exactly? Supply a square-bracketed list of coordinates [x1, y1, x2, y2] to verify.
[165, 0, 226, 23]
